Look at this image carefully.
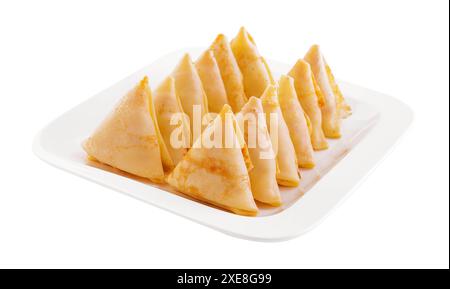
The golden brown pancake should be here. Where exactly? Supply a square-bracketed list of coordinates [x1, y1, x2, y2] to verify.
[167, 105, 258, 216]
[83, 77, 168, 182]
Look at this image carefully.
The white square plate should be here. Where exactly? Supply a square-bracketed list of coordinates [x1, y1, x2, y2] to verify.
[33, 49, 413, 241]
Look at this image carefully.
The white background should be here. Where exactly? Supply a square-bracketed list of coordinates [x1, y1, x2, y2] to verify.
[0, 0, 448, 269]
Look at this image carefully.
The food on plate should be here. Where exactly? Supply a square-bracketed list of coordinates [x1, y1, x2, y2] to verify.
[167, 105, 258, 216]
[153, 76, 190, 166]
[83, 77, 170, 182]
[236, 97, 281, 206]
[171, 53, 209, 143]
[304, 45, 351, 138]
[195, 50, 229, 113]
[261, 85, 300, 187]
[288, 59, 329, 150]
[82, 29, 355, 216]
[325, 56, 352, 119]
[210, 34, 247, 112]
[231, 27, 275, 98]
[278, 75, 315, 168]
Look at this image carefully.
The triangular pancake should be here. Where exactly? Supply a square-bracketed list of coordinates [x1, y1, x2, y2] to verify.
[304, 45, 351, 138]
[288, 59, 328, 150]
[171, 53, 209, 143]
[83, 77, 168, 182]
[278, 75, 315, 168]
[195, 50, 229, 113]
[236, 97, 281, 206]
[231, 27, 275, 98]
[260, 85, 300, 187]
[167, 105, 258, 216]
[210, 34, 247, 112]
[325, 60, 352, 118]
[153, 76, 190, 166]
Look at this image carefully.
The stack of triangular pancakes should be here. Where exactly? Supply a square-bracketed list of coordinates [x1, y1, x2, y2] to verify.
[83, 27, 352, 216]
